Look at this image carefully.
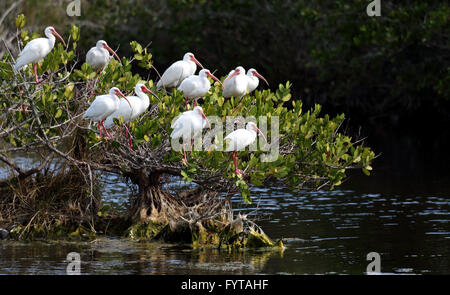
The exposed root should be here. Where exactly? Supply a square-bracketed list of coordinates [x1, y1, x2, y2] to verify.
[0, 166, 101, 240]
[127, 184, 283, 249]
[0, 165, 281, 249]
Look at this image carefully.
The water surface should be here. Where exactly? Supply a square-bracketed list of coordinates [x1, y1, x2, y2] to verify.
[1, 170, 448, 274]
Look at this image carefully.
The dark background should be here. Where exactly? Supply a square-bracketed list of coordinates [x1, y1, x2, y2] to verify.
[1, 0, 449, 191]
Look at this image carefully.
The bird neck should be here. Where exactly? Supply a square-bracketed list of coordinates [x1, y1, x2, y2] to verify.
[246, 125, 257, 133]
[99, 47, 109, 55]
[193, 111, 205, 122]
[248, 74, 258, 81]
[47, 34, 56, 47]
[187, 60, 196, 71]
[201, 75, 211, 85]
[112, 94, 120, 103]
[247, 76, 259, 88]
[136, 90, 150, 106]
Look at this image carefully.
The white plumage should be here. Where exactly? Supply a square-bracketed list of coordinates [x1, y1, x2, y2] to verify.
[225, 122, 261, 151]
[222, 66, 248, 98]
[171, 106, 209, 140]
[224, 122, 266, 174]
[13, 26, 65, 82]
[86, 40, 121, 70]
[104, 83, 155, 128]
[170, 106, 209, 164]
[178, 69, 223, 106]
[156, 52, 204, 89]
[83, 87, 129, 138]
[245, 68, 269, 93]
[223, 67, 269, 96]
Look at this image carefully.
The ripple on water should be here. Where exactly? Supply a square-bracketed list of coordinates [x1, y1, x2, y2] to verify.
[1, 160, 450, 274]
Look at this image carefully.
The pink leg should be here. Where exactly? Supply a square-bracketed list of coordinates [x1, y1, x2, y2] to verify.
[101, 121, 113, 139]
[190, 139, 194, 155]
[98, 122, 102, 137]
[88, 70, 102, 97]
[19, 105, 29, 112]
[233, 152, 243, 175]
[182, 142, 189, 165]
[33, 64, 41, 83]
[18, 87, 29, 112]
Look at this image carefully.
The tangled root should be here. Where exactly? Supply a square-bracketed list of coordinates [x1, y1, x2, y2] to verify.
[127, 185, 283, 249]
[0, 167, 101, 240]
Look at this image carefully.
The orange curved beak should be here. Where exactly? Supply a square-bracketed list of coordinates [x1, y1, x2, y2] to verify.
[200, 110, 211, 129]
[223, 69, 240, 87]
[104, 43, 122, 64]
[190, 55, 204, 69]
[116, 89, 132, 110]
[253, 71, 269, 87]
[141, 85, 159, 101]
[255, 126, 267, 143]
[207, 72, 224, 88]
[51, 29, 66, 47]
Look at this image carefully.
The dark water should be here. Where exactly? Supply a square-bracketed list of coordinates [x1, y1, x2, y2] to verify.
[1, 124, 449, 274]
[0, 168, 448, 274]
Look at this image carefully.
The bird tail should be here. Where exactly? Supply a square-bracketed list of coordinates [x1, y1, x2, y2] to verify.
[170, 123, 186, 139]
[170, 128, 181, 139]
[13, 51, 30, 72]
[13, 61, 24, 73]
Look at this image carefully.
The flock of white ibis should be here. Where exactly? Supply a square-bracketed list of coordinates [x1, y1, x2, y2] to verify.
[12, 26, 270, 175]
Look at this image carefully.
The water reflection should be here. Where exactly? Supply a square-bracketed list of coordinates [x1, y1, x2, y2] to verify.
[1, 183, 448, 274]
[1, 150, 449, 274]
[0, 238, 282, 275]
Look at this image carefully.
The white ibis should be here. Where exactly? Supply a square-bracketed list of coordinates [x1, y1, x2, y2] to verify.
[170, 106, 210, 164]
[246, 68, 269, 93]
[222, 66, 248, 99]
[83, 87, 131, 139]
[224, 122, 267, 175]
[86, 40, 122, 70]
[13, 26, 66, 83]
[104, 83, 157, 148]
[178, 69, 223, 108]
[156, 52, 204, 89]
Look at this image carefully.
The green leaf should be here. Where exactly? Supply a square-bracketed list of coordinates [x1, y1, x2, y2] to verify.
[16, 14, 26, 29]
[362, 168, 371, 176]
[54, 109, 63, 119]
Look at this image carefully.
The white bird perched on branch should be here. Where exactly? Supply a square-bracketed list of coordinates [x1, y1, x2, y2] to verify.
[83, 87, 131, 139]
[222, 66, 248, 99]
[86, 40, 122, 70]
[224, 122, 267, 175]
[170, 106, 210, 164]
[245, 68, 269, 93]
[156, 52, 204, 89]
[178, 69, 223, 108]
[13, 26, 66, 83]
[104, 83, 157, 148]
